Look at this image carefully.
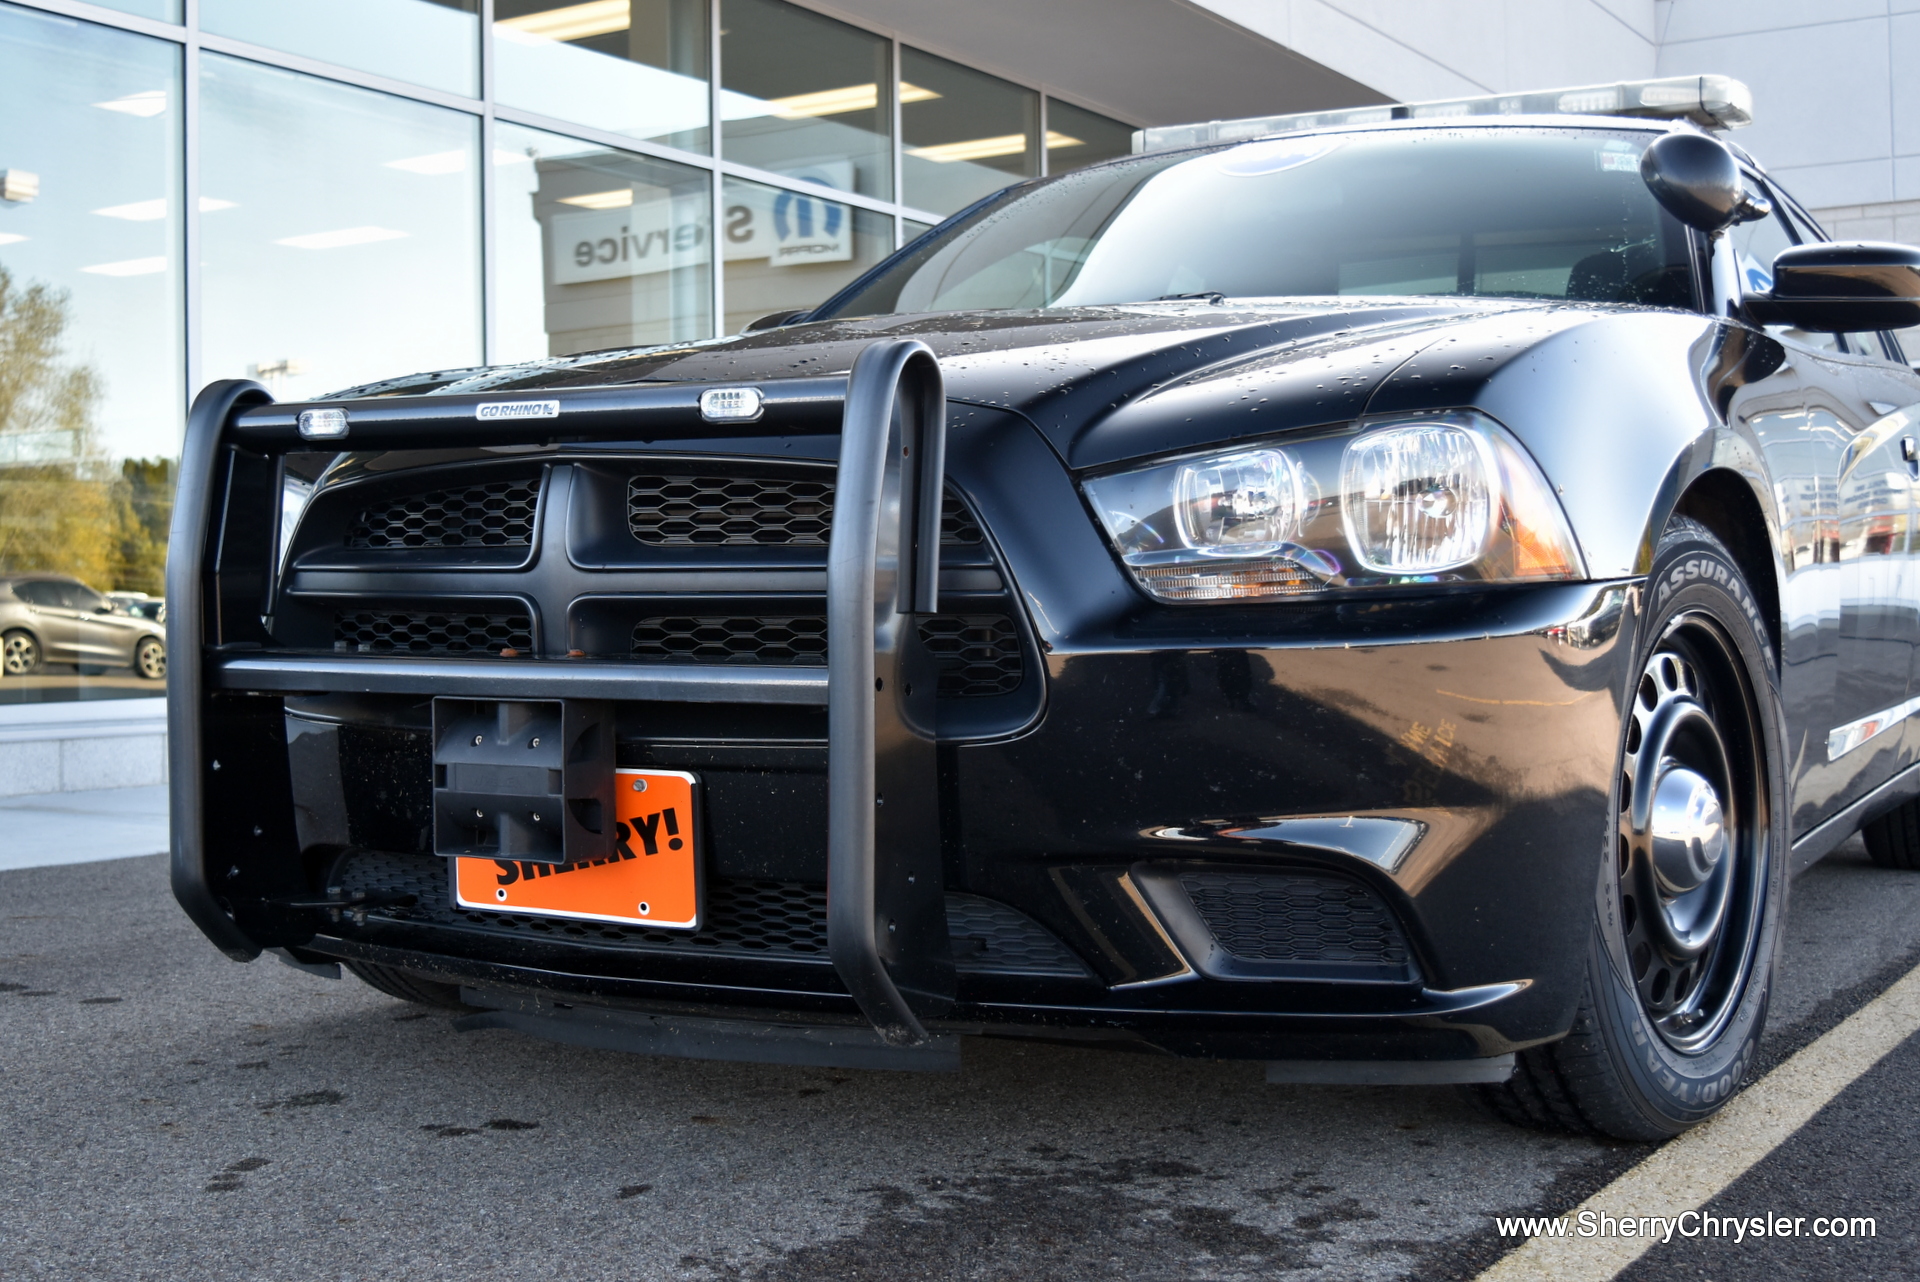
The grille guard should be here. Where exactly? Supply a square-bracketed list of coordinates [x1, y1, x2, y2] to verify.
[169, 340, 959, 1044]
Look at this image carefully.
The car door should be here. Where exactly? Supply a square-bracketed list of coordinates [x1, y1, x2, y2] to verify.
[1773, 194, 1920, 810]
[59, 581, 139, 665]
[11, 579, 78, 661]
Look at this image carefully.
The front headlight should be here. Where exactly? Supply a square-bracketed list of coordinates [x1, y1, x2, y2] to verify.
[1083, 411, 1584, 603]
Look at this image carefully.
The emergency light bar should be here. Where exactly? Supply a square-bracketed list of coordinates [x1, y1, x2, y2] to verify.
[1133, 74, 1753, 154]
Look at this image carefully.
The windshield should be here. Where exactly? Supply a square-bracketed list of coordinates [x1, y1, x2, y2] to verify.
[818, 127, 1698, 317]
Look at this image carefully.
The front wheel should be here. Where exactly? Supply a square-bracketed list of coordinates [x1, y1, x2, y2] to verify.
[132, 636, 165, 680]
[1478, 520, 1787, 1139]
[2, 629, 41, 676]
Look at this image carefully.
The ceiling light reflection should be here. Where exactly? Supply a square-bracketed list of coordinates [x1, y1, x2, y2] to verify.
[274, 226, 409, 250]
[497, 0, 629, 43]
[93, 90, 168, 117]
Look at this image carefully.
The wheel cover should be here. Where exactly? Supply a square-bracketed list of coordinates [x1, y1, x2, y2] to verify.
[2, 633, 36, 675]
[1617, 613, 1769, 1053]
[136, 640, 166, 679]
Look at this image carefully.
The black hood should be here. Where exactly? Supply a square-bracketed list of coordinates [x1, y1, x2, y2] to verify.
[335, 298, 1609, 469]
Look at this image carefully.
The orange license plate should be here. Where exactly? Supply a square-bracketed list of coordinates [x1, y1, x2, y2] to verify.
[453, 768, 700, 929]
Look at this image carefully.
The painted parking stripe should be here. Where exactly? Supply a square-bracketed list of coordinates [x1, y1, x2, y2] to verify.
[1478, 957, 1920, 1281]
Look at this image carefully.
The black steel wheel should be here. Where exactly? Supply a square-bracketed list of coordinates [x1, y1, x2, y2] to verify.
[133, 636, 166, 680]
[2, 629, 41, 676]
[1477, 519, 1786, 1139]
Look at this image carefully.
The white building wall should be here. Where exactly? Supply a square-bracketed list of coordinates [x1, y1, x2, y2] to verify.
[1194, 1, 1656, 107]
[1193, 1, 1905, 235]
[1654, 2, 1916, 234]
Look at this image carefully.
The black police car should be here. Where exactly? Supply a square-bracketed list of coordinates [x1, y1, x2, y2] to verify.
[169, 75, 1920, 1141]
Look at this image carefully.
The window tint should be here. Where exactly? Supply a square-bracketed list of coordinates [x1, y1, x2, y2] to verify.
[14, 581, 66, 607]
[62, 583, 109, 611]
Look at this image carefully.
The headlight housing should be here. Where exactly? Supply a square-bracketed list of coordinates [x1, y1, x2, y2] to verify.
[1083, 411, 1584, 603]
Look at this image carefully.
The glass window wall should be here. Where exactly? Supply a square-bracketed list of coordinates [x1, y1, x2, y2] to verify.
[201, 0, 480, 98]
[0, 0, 1139, 705]
[495, 123, 712, 362]
[721, 175, 889, 331]
[0, 3, 182, 704]
[1045, 98, 1133, 174]
[901, 47, 1037, 217]
[720, 0, 890, 201]
[496, 0, 709, 153]
[199, 54, 481, 403]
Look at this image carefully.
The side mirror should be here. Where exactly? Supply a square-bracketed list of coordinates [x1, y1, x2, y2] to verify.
[1746, 242, 1920, 332]
[1639, 132, 1771, 235]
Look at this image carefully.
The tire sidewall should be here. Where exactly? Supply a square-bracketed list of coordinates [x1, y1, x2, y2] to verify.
[1589, 526, 1789, 1132]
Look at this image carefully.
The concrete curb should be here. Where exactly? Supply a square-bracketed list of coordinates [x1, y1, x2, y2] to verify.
[0, 699, 169, 796]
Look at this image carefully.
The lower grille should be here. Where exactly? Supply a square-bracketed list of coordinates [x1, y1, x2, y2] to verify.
[1178, 870, 1410, 966]
[627, 613, 1024, 696]
[918, 615, 1023, 697]
[334, 610, 533, 656]
[331, 849, 1084, 976]
[631, 615, 828, 666]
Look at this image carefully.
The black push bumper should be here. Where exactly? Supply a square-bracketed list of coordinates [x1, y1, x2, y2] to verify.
[170, 342, 1639, 1068]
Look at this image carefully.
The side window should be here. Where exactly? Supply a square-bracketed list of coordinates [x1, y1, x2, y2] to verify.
[1776, 200, 1897, 362]
[14, 581, 63, 607]
[62, 584, 109, 613]
[1731, 197, 1841, 352]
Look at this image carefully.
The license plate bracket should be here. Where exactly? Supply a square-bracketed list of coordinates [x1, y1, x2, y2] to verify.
[431, 698, 614, 865]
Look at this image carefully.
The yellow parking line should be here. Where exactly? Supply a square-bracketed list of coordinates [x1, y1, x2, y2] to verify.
[1478, 958, 1920, 1281]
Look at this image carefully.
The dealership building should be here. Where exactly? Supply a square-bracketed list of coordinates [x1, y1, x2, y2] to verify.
[0, 0, 1908, 513]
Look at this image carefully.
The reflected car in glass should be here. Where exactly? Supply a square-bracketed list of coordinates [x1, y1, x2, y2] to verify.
[169, 91, 1920, 1141]
[1, 575, 166, 678]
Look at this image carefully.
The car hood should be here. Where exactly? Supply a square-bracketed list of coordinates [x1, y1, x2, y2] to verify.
[340, 298, 1611, 470]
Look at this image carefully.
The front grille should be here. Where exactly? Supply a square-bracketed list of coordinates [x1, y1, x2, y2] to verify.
[626, 475, 984, 547]
[1178, 870, 1410, 966]
[332, 849, 1084, 976]
[347, 478, 539, 549]
[631, 615, 828, 666]
[627, 612, 1023, 695]
[334, 610, 533, 656]
[918, 615, 1023, 697]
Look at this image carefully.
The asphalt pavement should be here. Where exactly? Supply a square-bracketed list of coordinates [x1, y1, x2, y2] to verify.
[3, 839, 1919, 1281]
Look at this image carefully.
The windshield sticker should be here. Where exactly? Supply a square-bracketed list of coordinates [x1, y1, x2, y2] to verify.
[1216, 136, 1343, 178]
[1598, 150, 1640, 173]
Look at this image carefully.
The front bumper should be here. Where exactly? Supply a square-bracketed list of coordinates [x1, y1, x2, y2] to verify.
[170, 357, 1637, 1066]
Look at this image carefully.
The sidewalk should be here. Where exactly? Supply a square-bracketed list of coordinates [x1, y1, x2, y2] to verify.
[0, 784, 169, 871]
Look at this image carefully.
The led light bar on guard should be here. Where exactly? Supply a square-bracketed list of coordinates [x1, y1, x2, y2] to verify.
[296, 408, 347, 440]
[699, 386, 765, 422]
[1133, 74, 1753, 154]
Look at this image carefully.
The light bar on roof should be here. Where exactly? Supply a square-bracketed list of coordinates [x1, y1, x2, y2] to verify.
[1133, 74, 1753, 154]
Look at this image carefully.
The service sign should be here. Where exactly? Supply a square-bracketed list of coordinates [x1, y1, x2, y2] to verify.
[548, 161, 852, 285]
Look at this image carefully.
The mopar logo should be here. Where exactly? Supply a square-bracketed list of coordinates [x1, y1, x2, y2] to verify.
[772, 188, 843, 260]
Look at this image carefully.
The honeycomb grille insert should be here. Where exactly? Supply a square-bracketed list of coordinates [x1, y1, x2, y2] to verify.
[626, 475, 984, 547]
[631, 615, 828, 666]
[347, 478, 539, 549]
[628, 613, 1023, 695]
[918, 615, 1023, 697]
[1178, 870, 1410, 965]
[330, 849, 1082, 974]
[335, 610, 533, 656]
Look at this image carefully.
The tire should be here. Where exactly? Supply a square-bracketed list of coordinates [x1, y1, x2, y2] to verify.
[132, 636, 166, 680]
[1862, 802, 1920, 870]
[2, 629, 41, 676]
[1476, 519, 1788, 1139]
[344, 960, 471, 1010]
